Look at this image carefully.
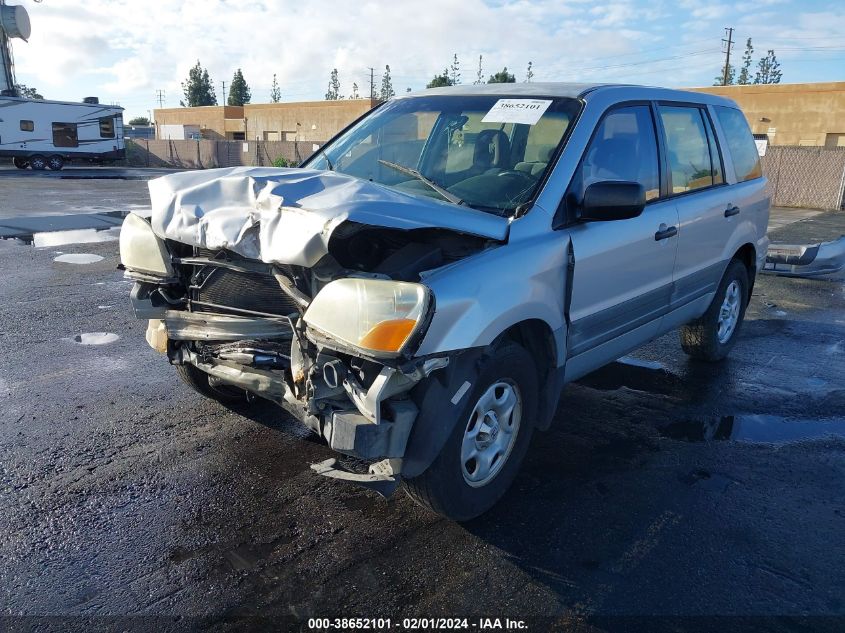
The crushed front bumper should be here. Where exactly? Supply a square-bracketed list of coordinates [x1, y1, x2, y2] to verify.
[131, 282, 436, 466]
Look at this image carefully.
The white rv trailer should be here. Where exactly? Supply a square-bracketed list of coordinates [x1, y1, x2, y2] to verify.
[0, 96, 125, 170]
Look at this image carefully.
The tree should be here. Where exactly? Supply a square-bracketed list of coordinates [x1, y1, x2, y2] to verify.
[181, 60, 217, 107]
[128, 116, 150, 126]
[14, 83, 43, 99]
[738, 38, 754, 85]
[474, 55, 483, 84]
[270, 74, 281, 103]
[380, 65, 395, 100]
[449, 54, 461, 85]
[488, 67, 516, 83]
[351, 82, 361, 99]
[227, 69, 251, 106]
[426, 69, 453, 88]
[713, 64, 735, 86]
[754, 49, 782, 84]
[325, 68, 342, 100]
[525, 61, 534, 82]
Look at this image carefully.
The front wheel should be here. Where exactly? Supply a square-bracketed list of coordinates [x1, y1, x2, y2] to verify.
[175, 363, 248, 405]
[680, 258, 749, 362]
[404, 342, 537, 521]
[13, 157, 29, 169]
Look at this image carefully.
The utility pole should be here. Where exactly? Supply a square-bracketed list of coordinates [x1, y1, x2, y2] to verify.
[155, 89, 165, 107]
[221, 80, 226, 102]
[368, 67, 374, 101]
[721, 27, 734, 86]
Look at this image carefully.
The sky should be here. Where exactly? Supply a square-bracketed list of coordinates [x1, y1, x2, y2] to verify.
[9, 0, 845, 121]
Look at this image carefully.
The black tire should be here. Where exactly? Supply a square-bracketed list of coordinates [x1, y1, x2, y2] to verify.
[404, 341, 538, 521]
[175, 363, 247, 405]
[47, 155, 65, 171]
[680, 258, 749, 362]
[29, 155, 47, 171]
[13, 157, 29, 169]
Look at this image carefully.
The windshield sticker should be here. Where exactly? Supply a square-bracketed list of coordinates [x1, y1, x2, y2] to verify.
[481, 99, 553, 125]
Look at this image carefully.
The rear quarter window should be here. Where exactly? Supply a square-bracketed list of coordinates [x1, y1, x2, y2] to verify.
[715, 106, 762, 182]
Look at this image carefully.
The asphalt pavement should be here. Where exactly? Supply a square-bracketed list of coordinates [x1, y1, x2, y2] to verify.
[0, 176, 844, 632]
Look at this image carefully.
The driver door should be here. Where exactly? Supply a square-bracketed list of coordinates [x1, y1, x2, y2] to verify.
[564, 104, 679, 380]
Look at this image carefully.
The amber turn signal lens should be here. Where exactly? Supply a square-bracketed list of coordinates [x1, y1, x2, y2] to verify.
[359, 318, 417, 352]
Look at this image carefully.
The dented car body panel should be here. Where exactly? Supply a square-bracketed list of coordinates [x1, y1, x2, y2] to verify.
[121, 83, 770, 510]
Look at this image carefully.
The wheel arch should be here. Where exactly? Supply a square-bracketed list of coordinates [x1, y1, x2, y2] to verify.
[732, 242, 757, 299]
[495, 318, 561, 431]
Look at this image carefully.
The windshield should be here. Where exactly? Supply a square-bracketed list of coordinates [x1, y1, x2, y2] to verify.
[303, 95, 581, 215]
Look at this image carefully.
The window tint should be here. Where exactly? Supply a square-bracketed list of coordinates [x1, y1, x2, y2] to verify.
[715, 106, 763, 182]
[576, 105, 660, 202]
[99, 117, 115, 138]
[20, 120, 34, 132]
[658, 106, 714, 193]
[52, 123, 79, 148]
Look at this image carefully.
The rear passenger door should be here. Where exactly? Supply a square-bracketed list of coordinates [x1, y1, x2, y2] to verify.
[564, 104, 679, 377]
[656, 104, 734, 311]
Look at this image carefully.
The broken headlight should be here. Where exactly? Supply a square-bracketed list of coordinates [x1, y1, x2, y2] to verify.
[304, 278, 431, 357]
[119, 213, 174, 278]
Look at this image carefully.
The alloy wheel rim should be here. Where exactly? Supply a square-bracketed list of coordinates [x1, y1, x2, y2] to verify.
[460, 380, 522, 488]
[717, 280, 741, 343]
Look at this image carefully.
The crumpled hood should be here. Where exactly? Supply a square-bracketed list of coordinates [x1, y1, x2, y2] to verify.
[148, 166, 509, 267]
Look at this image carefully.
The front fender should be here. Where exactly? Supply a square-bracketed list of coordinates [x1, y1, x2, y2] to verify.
[416, 225, 570, 357]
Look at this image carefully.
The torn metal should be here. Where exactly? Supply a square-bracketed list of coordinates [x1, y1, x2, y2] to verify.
[148, 167, 509, 267]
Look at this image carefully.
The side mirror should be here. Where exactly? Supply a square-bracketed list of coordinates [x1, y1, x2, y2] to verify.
[579, 181, 646, 222]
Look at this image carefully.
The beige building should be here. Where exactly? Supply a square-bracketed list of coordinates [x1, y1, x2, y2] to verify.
[688, 82, 845, 148]
[153, 99, 378, 142]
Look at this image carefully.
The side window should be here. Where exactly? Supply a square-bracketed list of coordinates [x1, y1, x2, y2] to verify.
[20, 120, 34, 132]
[99, 117, 115, 138]
[715, 106, 763, 182]
[703, 111, 724, 185]
[575, 105, 660, 202]
[658, 105, 714, 193]
[52, 123, 79, 148]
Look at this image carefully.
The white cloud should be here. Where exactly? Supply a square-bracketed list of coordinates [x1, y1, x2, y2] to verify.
[8, 0, 844, 118]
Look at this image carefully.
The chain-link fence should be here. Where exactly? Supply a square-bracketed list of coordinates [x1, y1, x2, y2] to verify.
[762, 146, 845, 211]
[125, 139, 325, 170]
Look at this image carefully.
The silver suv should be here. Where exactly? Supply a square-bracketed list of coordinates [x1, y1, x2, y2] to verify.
[120, 83, 769, 520]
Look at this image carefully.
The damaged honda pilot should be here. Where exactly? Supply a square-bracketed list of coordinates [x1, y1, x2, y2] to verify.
[120, 84, 769, 520]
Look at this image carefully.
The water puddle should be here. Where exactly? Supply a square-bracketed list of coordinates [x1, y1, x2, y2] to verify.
[659, 414, 845, 445]
[29, 227, 120, 248]
[71, 332, 120, 345]
[54, 253, 104, 264]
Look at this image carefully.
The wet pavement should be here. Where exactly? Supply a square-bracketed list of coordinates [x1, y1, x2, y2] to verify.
[0, 182, 844, 631]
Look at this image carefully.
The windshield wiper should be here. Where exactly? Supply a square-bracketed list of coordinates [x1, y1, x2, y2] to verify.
[319, 149, 334, 171]
[378, 159, 463, 206]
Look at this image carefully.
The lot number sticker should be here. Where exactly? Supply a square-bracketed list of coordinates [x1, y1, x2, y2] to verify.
[482, 99, 553, 125]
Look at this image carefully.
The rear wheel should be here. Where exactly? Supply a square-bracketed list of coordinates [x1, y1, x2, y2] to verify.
[680, 258, 749, 362]
[175, 363, 248, 405]
[29, 155, 47, 171]
[404, 342, 537, 521]
[47, 155, 65, 171]
[13, 157, 29, 169]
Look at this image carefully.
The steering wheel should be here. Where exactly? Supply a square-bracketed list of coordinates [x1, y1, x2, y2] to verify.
[497, 170, 537, 184]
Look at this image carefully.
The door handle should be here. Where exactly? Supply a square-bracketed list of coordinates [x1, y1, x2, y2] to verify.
[724, 204, 740, 217]
[654, 225, 678, 241]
